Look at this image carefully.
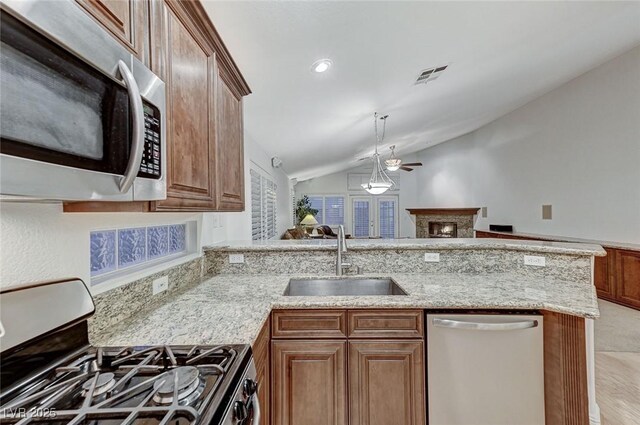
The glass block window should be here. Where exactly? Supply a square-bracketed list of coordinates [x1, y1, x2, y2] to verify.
[90, 223, 189, 279]
[251, 168, 277, 241]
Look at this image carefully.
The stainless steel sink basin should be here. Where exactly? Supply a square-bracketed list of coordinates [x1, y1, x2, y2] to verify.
[284, 278, 407, 296]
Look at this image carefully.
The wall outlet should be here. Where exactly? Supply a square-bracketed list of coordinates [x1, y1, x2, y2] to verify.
[542, 204, 552, 220]
[229, 253, 245, 264]
[481, 207, 488, 218]
[524, 255, 546, 267]
[152, 276, 169, 295]
[424, 252, 440, 263]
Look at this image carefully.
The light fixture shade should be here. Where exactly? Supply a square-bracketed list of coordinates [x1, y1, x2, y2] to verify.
[385, 158, 401, 171]
[361, 182, 392, 195]
[300, 213, 318, 225]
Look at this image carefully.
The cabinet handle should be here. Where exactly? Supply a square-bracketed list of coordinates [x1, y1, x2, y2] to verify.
[117, 59, 144, 193]
[432, 318, 538, 331]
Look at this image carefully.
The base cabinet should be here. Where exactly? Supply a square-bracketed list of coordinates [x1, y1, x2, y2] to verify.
[270, 309, 425, 425]
[616, 249, 640, 309]
[271, 340, 347, 425]
[349, 341, 425, 425]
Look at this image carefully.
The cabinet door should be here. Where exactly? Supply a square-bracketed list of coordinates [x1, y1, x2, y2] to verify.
[150, 0, 218, 211]
[216, 64, 245, 211]
[594, 249, 615, 300]
[349, 341, 425, 425]
[75, 0, 149, 63]
[272, 340, 347, 425]
[615, 249, 640, 309]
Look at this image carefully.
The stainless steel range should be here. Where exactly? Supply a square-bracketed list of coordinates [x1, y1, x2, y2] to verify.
[0, 279, 260, 424]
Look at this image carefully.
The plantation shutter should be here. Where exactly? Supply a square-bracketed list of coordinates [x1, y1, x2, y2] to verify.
[250, 169, 277, 240]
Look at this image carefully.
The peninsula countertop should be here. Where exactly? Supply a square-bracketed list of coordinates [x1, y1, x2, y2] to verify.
[204, 238, 606, 256]
[90, 272, 599, 348]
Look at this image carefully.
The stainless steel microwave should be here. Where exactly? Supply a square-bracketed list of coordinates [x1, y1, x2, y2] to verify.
[0, 0, 166, 201]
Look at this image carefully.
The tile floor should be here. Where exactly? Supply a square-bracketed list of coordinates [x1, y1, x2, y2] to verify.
[594, 300, 640, 425]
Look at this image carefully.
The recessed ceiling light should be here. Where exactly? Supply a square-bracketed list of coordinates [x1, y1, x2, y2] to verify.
[311, 59, 332, 73]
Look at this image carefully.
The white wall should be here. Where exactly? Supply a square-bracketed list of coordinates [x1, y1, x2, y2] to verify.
[413, 46, 640, 244]
[294, 157, 419, 238]
[0, 134, 291, 291]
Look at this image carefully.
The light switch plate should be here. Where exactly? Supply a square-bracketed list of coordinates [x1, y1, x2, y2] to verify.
[524, 255, 546, 267]
[152, 276, 169, 295]
[424, 252, 440, 262]
[229, 254, 245, 264]
[542, 204, 552, 220]
[481, 207, 488, 218]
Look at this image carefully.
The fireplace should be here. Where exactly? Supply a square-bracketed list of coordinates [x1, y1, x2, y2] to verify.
[429, 222, 457, 238]
[407, 208, 480, 238]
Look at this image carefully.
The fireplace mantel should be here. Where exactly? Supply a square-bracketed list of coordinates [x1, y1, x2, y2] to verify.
[407, 208, 480, 216]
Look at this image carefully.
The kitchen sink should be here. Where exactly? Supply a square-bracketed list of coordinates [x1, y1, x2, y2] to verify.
[283, 278, 407, 296]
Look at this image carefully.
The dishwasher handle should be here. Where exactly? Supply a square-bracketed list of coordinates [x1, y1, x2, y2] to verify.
[432, 317, 538, 331]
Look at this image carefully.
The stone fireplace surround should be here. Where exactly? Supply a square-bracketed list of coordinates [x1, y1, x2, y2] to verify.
[407, 208, 480, 238]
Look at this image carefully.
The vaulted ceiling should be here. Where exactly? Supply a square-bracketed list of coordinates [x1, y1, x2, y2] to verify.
[202, 1, 640, 181]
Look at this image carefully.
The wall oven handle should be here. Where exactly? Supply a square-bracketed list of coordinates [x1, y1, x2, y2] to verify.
[432, 318, 538, 331]
[117, 59, 145, 193]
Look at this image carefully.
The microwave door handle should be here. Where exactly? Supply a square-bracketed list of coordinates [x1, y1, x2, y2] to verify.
[117, 59, 145, 193]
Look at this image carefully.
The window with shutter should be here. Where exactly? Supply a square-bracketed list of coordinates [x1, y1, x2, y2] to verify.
[250, 169, 277, 240]
[302, 195, 345, 227]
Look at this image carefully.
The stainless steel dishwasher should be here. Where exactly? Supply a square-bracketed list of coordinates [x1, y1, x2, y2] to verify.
[427, 314, 545, 425]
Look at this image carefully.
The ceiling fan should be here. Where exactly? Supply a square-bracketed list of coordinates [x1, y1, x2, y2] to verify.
[385, 145, 423, 172]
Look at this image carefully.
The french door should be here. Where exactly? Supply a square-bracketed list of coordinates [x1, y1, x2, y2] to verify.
[350, 195, 398, 238]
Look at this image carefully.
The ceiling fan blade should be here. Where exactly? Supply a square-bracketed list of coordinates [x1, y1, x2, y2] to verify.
[400, 166, 414, 172]
[401, 162, 423, 167]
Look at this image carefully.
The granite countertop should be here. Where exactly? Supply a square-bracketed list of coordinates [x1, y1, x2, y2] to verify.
[204, 238, 606, 256]
[476, 230, 639, 252]
[91, 272, 599, 348]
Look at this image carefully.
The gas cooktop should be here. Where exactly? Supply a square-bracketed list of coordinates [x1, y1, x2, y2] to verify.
[0, 279, 259, 425]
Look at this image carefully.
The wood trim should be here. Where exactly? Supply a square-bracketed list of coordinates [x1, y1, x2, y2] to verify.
[63, 201, 151, 213]
[347, 310, 423, 338]
[542, 311, 589, 425]
[406, 208, 480, 216]
[272, 310, 347, 339]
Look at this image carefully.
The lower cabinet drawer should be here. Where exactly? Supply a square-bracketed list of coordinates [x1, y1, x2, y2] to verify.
[348, 310, 424, 338]
[272, 310, 347, 338]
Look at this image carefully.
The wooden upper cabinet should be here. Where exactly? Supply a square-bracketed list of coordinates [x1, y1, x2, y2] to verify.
[150, 0, 217, 211]
[272, 340, 348, 425]
[615, 249, 640, 309]
[349, 341, 425, 425]
[75, 0, 149, 63]
[64, 0, 250, 213]
[215, 64, 244, 211]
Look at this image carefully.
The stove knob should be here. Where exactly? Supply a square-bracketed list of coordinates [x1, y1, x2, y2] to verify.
[233, 401, 248, 422]
[243, 378, 258, 397]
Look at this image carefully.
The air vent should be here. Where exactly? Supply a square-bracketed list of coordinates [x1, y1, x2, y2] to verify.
[415, 64, 448, 85]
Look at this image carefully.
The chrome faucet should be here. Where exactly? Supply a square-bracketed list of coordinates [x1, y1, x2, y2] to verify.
[336, 225, 351, 276]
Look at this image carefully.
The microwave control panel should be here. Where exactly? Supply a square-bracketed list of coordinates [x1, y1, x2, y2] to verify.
[138, 105, 161, 179]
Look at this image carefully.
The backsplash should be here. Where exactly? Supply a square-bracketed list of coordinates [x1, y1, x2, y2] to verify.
[204, 247, 592, 283]
[91, 224, 187, 279]
[88, 254, 214, 343]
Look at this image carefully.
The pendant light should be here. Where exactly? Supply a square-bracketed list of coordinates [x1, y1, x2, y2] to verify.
[361, 113, 395, 195]
[385, 145, 402, 171]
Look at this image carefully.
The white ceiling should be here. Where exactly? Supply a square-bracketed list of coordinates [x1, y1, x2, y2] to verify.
[202, 1, 640, 181]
